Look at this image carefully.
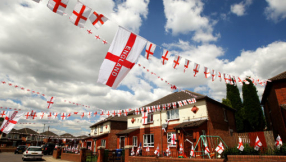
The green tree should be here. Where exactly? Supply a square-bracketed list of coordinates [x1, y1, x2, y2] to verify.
[222, 98, 232, 108]
[226, 83, 245, 132]
[242, 78, 265, 132]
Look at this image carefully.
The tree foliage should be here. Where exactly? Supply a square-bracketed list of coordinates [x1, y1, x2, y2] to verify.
[242, 78, 265, 132]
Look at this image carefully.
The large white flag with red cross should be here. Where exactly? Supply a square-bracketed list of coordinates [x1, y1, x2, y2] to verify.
[89, 11, 108, 29]
[145, 42, 156, 60]
[47, 0, 69, 16]
[98, 27, 147, 89]
[0, 111, 24, 134]
[70, 2, 92, 28]
[142, 111, 148, 125]
[254, 136, 262, 151]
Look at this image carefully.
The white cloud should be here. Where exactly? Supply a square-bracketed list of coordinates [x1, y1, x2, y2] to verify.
[265, 0, 286, 22]
[163, 0, 219, 43]
[230, 0, 253, 16]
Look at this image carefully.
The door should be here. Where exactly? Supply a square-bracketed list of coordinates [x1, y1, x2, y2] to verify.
[120, 136, 125, 149]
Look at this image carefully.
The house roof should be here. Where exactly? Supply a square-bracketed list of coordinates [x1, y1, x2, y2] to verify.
[60, 133, 74, 138]
[17, 128, 38, 135]
[90, 115, 127, 128]
[9, 128, 19, 134]
[116, 128, 139, 135]
[40, 131, 58, 137]
[91, 133, 109, 139]
[77, 135, 88, 139]
[173, 119, 207, 129]
[261, 71, 286, 104]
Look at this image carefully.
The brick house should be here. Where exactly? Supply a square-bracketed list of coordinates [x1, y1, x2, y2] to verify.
[85, 115, 127, 152]
[261, 71, 286, 142]
[117, 90, 236, 156]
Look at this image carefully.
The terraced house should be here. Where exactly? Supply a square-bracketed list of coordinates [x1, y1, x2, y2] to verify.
[117, 90, 236, 156]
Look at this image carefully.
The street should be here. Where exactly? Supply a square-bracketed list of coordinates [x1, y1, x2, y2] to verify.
[0, 152, 72, 162]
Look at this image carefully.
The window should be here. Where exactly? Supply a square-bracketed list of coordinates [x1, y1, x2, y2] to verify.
[133, 136, 137, 147]
[13, 134, 17, 139]
[101, 139, 106, 147]
[143, 134, 154, 147]
[223, 109, 228, 122]
[31, 136, 35, 140]
[2, 133, 6, 138]
[147, 114, 153, 123]
[8, 134, 11, 138]
[167, 132, 176, 147]
[100, 125, 103, 133]
[167, 109, 179, 120]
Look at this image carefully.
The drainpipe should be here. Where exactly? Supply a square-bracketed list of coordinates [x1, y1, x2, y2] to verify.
[160, 110, 163, 156]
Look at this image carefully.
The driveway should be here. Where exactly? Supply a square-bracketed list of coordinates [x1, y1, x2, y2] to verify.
[0, 152, 72, 162]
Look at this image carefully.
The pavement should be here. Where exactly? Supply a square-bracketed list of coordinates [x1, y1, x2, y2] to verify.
[0, 152, 73, 162]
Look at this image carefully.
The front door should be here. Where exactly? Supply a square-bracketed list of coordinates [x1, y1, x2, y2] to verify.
[120, 136, 125, 149]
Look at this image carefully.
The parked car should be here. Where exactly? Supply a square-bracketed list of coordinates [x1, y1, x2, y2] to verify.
[42, 143, 55, 155]
[22, 146, 43, 161]
[15, 145, 28, 154]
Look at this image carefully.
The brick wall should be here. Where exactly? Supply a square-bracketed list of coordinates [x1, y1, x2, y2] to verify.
[108, 121, 127, 150]
[61, 153, 81, 162]
[227, 155, 286, 162]
[129, 156, 225, 162]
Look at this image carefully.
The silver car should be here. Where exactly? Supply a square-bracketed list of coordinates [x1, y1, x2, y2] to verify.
[22, 146, 43, 161]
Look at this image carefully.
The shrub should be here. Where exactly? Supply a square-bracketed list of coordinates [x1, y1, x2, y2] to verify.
[274, 143, 286, 155]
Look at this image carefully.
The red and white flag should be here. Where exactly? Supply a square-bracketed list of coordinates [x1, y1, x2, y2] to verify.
[0, 111, 7, 118]
[182, 100, 188, 105]
[61, 113, 66, 120]
[193, 63, 200, 77]
[161, 49, 169, 65]
[162, 104, 166, 111]
[134, 108, 140, 115]
[151, 106, 156, 112]
[228, 75, 233, 85]
[70, 2, 92, 28]
[80, 112, 85, 119]
[87, 112, 92, 118]
[184, 59, 190, 73]
[172, 102, 177, 109]
[218, 72, 222, 82]
[30, 111, 37, 119]
[106, 111, 111, 117]
[204, 142, 210, 154]
[100, 110, 105, 116]
[204, 67, 210, 78]
[24, 112, 30, 119]
[67, 113, 71, 118]
[276, 135, 283, 148]
[156, 105, 161, 111]
[142, 111, 148, 125]
[254, 136, 262, 151]
[47, 97, 55, 109]
[47, 0, 69, 16]
[53, 112, 58, 119]
[232, 76, 237, 85]
[146, 106, 151, 113]
[166, 145, 171, 156]
[98, 27, 147, 89]
[39, 112, 45, 119]
[190, 145, 195, 157]
[223, 73, 229, 84]
[215, 142, 224, 154]
[47, 112, 52, 119]
[237, 137, 244, 151]
[145, 42, 156, 60]
[171, 134, 176, 145]
[112, 110, 117, 117]
[179, 143, 184, 152]
[123, 109, 128, 116]
[154, 146, 159, 156]
[0, 111, 24, 134]
[167, 103, 171, 110]
[146, 146, 150, 152]
[89, 11, 108, 29]
[177, 101, 183, 107]
[117, 110, 122, 117]
[93, 111, 98, 117]
[211, 70, 216, 81]
[173, 55, 181, 69]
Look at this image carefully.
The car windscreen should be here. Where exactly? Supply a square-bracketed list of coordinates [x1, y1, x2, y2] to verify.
[28, 148, 42, 151]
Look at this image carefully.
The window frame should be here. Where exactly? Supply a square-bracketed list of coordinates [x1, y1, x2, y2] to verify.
[223, 108, 228, 122]
[143, 134, 154, 147]
[100, 125, 103, 133]
[133, 136, 138, 147]
[101, 139, 106, 147]
[147, 113, 153, 123]
[167, 109, 179, 120]
[167, 132, 177, 147]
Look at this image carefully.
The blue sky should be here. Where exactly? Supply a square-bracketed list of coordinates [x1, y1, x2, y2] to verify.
[0, 0, 286, 136]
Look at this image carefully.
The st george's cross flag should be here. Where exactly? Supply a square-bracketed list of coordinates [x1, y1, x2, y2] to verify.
[98, 27, 147, 89]
[215, 142, 224, 154]
[142, 111, 148, 125]
[211, 69, 217, 81]
[184, 59, 191, 73]
[89, 11, 108, 29]
[237, 137, 244, 151]
[161, 49, 170, 65]
[204, 67, 210, 78]
[173, 55, 181, 69]
[218, 72, 222, 82]
[0, 111, 24, 134]
[47, 97, 55, 109]
[47, 0, 69, 16]
[276, 135, 283, 149]
[190, 145, 195, 157]
[193, 63, 200, 77]
[254, 136, 262, 151]
[70, 2, 92, 28]
[145, 42, 156, 60]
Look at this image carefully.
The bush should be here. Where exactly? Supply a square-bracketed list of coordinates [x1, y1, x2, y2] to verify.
[274, 143, 286, 155]
[223, 144, 260, 160]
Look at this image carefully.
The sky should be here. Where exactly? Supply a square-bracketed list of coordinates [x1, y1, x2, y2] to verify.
[0, 0, 286, 136]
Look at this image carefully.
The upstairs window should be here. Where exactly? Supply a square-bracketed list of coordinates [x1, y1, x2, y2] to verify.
[100, 125, 103, 133]
[223, 108, 228, 122]
[167, 109, 179, 120]
[147, 114, 153, 123]
[133, 136, 137, 147]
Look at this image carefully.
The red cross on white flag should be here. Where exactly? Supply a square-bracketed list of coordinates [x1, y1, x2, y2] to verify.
[218, 72, 222, 82]
[204, 67, 210, 78]
[89, 11, 108, 29]
[0, 111, 24, 134]
[70, 2, 92, 28]
[171, 134, 176, 145]
[100, 111, 105, 116]
[145, 41, 156, 60]
[232, 76, 237, 85]
[184, 59, 191, 73]
[276, 135, 283, 148]
[172, 102, 177, 109]
[211, 70, 216, 81]
[47, 112, 52, 119]
[95, 35, 100, 40]
[156, 105, 161, 111]
[47, 0, 69, 16]
[193, 63, 200, 77]
[146, 106, 151, 113]
[215, 142, 224, 154]
[53, 112, 58, 119]
[254, 136, 262, 151]
[182, 100, 188, 105]
[97, 27, 147, 89]
[228, 75, 233, 85]
[40, 112, 45, 119]
[93, 111, 97, 117]
[142, 111, 148, 125]
[106, 111, 111, 116]
[177, 101, 183, 107]
[117, 110, 122, 117]
[1, 111, 7, 117]
[61, 113, 66, 120]
[204, 142, 210, 154]
[190, 145, 195, 157]
[223, 73, 229, 84]
[161, 49, 169, 65]
[238, 77, 242, 85]
[67, 113, 71, 118]
[151, 106, 156, 112]
[162, 104, 166, 111]
[166, 145, 171, 156]
[112, 110, 116, 117]
[179, 143, 184, 152]
[30, 111, 37, 119]
[135, 108, 140, 115]
[167, 103, 171, 110]
[124, 109, 128, 116]
[87, 112, 91, 118]
[47, 97, 55, 109]
[173, 55, 181, 69]
[154, 146, 159, 156]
